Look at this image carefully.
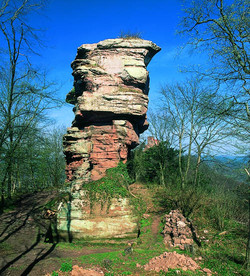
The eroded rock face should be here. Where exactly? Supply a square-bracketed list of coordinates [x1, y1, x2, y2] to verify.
[57, 187, 138, 241]
[64, 39, 161, 182]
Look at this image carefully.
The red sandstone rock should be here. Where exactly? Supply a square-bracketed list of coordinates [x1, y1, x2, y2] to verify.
[64, 39, 160, 182]
[144, 136, 159, 151]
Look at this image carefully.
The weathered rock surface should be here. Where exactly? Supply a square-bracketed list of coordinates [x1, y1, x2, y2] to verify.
[64, 38, 160, 182]
[144, 136, 159, 151]
[57, 189, 138, 240]
[58, 38, 160, 241]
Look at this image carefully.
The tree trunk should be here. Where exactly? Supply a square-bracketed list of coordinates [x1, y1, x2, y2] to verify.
[0, 171, 8, 213]
[7, 161, 12, 200]
[159, 163, 165, 186]
[194, 150, 201, 187]
[185, 110, 194, 183]
[178, 124, 185, 189]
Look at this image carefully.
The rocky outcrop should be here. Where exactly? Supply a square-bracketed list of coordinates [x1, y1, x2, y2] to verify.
[57, 187, 138, 241]
[58, 39, 160, 241]
[144, 136, 159, 151]
[64, 38, 160, 182]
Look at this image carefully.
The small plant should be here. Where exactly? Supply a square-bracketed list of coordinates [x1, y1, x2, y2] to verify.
[83, 162, 132, 211]
[60, 262, 72, 272]
[66, 87, 76, 104]
[139, 218, 151, 228]
[103, 258, 113, 269]
[118, 30, 142, 39]
[51, 271, 59, 276]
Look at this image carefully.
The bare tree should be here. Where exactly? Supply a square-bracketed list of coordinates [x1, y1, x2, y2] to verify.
[10, 125, 66, 192]
[0, 0, 62, 207]
[179, 0, 249, 122]
[148, 111, 175, 146]
[179, 2, 249, 265]
[158, 78, 228, 188]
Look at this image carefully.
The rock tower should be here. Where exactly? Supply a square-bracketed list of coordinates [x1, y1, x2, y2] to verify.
[64, 38, 161, 183]
[58, 39, 160, 241]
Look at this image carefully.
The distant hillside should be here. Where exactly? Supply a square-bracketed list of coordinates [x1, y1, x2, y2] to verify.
[204, 155, 249, 184]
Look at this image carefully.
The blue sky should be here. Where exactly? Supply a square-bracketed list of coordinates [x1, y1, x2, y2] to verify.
[32, 0, 194, 127]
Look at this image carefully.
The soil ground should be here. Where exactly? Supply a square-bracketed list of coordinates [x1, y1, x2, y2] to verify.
[0, 191, 119, 276]
[0, 187, 209, 276]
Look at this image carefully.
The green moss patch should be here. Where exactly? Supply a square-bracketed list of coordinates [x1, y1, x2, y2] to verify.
[82, 162, 131, 211]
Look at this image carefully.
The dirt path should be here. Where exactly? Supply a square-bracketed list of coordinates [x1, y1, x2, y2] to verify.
[0, 191, 118, 276]
[151, 215, 162, 242]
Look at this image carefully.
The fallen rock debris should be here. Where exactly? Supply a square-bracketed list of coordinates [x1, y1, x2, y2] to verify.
[46, 253, 213, 275]
[138, 251, 213, 275]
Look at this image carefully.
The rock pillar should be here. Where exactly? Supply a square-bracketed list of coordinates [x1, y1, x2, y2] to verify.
[64, 39, 161, 183]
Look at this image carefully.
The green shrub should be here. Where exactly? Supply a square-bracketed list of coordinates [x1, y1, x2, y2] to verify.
[60, 262, 72, 272]
[154, 183, 204, 218]
[128, 141, 179, 186]
[103, 258, 113, 269]
[83, 162, 132, 211]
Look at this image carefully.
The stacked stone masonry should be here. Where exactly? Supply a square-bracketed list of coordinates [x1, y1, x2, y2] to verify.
[64, 39, 161, 182]
[162, 209, 195, 250]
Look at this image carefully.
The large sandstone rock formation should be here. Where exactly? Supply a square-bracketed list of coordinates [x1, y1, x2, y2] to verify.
[64, 38, 161, 182]
[58, 39, 160, 241]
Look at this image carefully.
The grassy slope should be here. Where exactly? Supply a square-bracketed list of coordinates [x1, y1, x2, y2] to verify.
[49, 185, 248, 275]
[0, 185, 248, 275]
[53, 216, 247, 275]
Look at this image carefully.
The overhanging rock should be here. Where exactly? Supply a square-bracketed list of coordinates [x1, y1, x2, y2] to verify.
[58, 38, 160, 241]
[64, 38, 161, 182]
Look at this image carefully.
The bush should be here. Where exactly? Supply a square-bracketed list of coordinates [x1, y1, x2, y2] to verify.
[118, 31, 142, 39]
[60, 262, 72, 272]
[154, 184, 204, 217]
[83, 162, 132, 211]
[128, 141, 179, 186]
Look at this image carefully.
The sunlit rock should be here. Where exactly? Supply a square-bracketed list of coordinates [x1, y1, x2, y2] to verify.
[64, 38, 160, 182]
